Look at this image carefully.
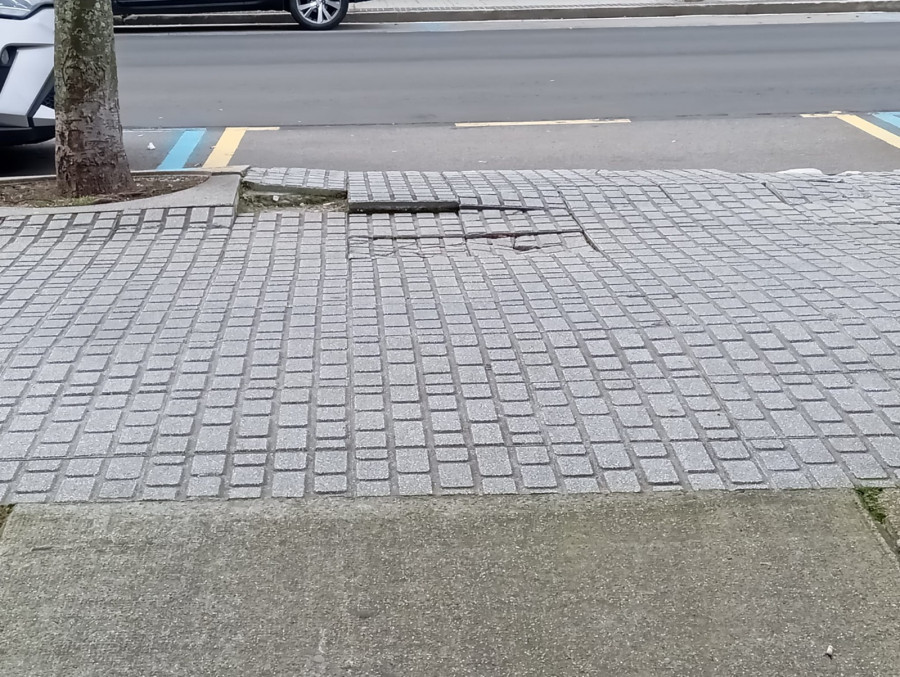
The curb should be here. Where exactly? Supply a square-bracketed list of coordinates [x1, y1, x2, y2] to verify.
[0, 170, 243, 218]
[115, 1, 900, 28]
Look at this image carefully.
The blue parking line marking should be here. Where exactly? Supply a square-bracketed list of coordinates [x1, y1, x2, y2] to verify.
[156, 128, 206, 170]
[873, 112, 900, 133]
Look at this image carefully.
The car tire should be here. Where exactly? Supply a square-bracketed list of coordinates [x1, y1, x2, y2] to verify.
[288, 0, 349, 30]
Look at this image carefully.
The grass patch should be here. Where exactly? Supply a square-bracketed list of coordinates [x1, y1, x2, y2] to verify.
[856, 487, 886, 524]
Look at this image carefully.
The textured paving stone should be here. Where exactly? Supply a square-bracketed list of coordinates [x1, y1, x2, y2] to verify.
[1, 170, 900, 501]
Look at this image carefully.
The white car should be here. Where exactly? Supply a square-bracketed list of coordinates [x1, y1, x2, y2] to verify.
[0, 0, 54, 146]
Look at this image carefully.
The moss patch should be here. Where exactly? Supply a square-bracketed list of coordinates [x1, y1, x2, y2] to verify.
[239, 187, 348, 214]
[0, 504, 12, 537]
[856, 487, 886, 524]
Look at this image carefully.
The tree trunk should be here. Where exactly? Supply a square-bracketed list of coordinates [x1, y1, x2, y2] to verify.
[55, 0, 134, 197]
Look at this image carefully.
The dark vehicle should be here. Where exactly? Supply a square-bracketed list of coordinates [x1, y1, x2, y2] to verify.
[112, 0, 372, 30]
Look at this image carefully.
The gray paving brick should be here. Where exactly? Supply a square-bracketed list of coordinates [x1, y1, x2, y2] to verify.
[757, 447, 800, 472]
[66, 458, 103, 478]
[520, 464, 557, 489]
[146, 465, 184, 487]
[187, 476, 222, 497]
[0, 461, 18, 482]
[202, 408, 234, 426]
[394, 448, 429, 474]
[672, 442, 715, 473]
[790, 439, 834, 465]
[274, 451, 307, 471]
[228, 486, 263, 499]
[808, 464, 854, 489]
[356, 480, 391, 497]
[770, 471, 812, 490]
[563, 477, 600, 493]
[722, 460, 764, 485]
[141, 486, 180, 501]
[314, 474, 348, 494]
[239, 416, 270, 438]
[230, 466, 265, 487]
[591, 444, 631, 470]
[83, 410, 122, 434]
[604, 469, 641, 492]
[272, 471, 305, 497]
[639, 458, 679, 485]
[686, 473, 726, 491]
[842, 453, 889, 480]
[438, 463, 474, 489]
[471, 422, 503, 446]
[191, 454, 226, 476]
[556, 455, 594, 477]
[356, 460, 390, 481]
[661, 417, 701, 441]
[314, 450, 347, 475]
[770, 411, 816, 438]
[98, 479, 137, 500]
[16, 472, 55, 494]
[275, 427, 307, 452]
[711, 441, 751, 460]
[481, 477, 518, 494]
[398, 473, 434, 496]
[516, 447, 550, 465]
[56, 477, 96, 502]
[196, 426, 230, 452]
[475, 448, 513, 477]
[393, 421, 426, 447]
[871, 438, 900, 467]
[106, 457, 145, 480]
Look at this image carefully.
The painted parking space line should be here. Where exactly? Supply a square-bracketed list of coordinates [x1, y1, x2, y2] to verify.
[455, 118, 630, 128]
[873, 112, 900, 133]
[835, 114, 900, 150]
[799, 111, 900, 150]
[156, 128, 206, 170]
[203, 126, 279, 168]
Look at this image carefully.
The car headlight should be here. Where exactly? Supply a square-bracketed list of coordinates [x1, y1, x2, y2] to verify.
[0, 0, 52, 19]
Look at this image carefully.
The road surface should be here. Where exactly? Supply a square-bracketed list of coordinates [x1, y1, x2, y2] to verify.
[4, 16, 900, 175]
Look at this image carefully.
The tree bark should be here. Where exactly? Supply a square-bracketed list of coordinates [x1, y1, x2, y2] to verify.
[55, 0, 134, 197]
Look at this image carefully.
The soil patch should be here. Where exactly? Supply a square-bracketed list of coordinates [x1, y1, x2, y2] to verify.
[0, 174, 205, 208]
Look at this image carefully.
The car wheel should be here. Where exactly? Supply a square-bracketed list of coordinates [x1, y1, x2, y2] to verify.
[289, 0, 349, 30]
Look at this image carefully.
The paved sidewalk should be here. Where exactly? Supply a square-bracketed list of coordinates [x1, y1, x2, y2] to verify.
[1, 168, 900, 502]
[2, 492, 900, 676]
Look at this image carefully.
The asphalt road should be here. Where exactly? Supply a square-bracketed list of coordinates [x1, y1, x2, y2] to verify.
[114, 22, 900, 127]
[4, 18, 900, 176]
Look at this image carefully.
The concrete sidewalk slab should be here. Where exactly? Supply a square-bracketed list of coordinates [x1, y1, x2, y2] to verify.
[0, 491, 898, 676]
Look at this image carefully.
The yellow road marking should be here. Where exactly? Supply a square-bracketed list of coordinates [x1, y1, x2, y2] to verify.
[455, 118, 630, 128]
[834, 114, 900, 150]
[203, 126, 279, 168]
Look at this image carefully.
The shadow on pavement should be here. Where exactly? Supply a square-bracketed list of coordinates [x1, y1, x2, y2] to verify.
[1, 141, 55, 178]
